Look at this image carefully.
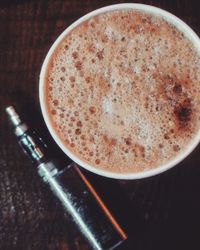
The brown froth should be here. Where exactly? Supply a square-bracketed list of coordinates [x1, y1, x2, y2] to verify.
[45, 10, 200, 173]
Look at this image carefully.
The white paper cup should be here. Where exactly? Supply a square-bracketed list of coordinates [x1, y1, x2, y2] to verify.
[39, 3, 200, 180]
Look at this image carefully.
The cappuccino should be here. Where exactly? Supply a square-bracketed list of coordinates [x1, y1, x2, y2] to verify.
[44, 10, 200, 173]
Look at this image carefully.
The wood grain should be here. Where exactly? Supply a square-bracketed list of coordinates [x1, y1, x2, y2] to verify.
[0, 0, 200, 249]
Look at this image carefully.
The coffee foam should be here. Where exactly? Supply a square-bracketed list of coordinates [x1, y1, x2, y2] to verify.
[45, 10, 200, 173]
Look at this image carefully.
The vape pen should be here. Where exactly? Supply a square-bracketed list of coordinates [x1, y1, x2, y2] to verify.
[6, 106, 127, 250]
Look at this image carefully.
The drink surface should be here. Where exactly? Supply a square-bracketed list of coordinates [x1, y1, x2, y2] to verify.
[45, 10, 200, 173]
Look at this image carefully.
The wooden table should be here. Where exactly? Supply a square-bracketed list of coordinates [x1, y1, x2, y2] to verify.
[1, 0, 200, 249]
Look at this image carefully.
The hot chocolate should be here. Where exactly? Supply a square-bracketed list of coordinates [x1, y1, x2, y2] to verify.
[44, 10, 200, 173]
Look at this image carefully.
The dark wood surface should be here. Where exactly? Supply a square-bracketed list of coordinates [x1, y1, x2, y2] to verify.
[1, 0, 200, 249]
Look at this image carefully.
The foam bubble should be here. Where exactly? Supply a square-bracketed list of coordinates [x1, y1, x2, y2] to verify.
[61, 67, 66, 72]
[53, 99, 59, 106]
[70, 117, 76, 122]
[51, 110, 56, 115]
[95, 159, 100, 165]
[69, 76, 75, 82]
[89, 106, 96, 114]
[77, 121, 82, 127]
[75, 128, 81, 135]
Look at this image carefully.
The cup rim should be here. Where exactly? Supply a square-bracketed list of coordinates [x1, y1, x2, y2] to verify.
[39, 3, 200, 180]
